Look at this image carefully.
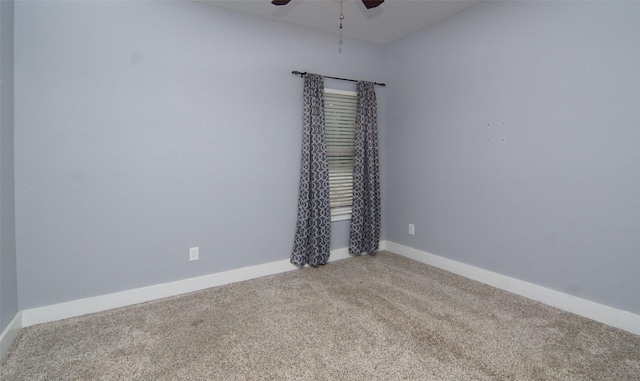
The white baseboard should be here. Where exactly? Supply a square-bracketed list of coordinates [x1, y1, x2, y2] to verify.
[21, 247, 353, 328]
[16, 241, 640, 339]
[384, 241, 640, 336]
[0, 311, 22, 361]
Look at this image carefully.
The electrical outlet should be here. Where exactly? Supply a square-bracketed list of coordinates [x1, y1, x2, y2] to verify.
[408, 224, 415, 235]
[189, 247, 199, 261]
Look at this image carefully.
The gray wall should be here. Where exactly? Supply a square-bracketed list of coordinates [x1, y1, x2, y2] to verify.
[0, 0, 18, 332]
[384, 1, 640, 314]
[14, 1, 386, 309]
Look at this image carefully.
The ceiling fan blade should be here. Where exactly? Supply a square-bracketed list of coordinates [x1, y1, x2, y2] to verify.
[271, 0, 291, 5]
[362, 0, 384, 9]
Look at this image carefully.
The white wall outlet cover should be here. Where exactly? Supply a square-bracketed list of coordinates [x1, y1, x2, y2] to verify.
[189, 247, 199, 261]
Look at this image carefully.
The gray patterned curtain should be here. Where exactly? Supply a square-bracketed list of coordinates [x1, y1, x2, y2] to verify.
[349, 81, 381, 255]
[291, 74, 331, 267]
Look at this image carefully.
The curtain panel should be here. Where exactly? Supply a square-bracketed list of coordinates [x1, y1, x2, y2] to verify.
[349, 81, 381, 255]
[290, 74, 332, 267]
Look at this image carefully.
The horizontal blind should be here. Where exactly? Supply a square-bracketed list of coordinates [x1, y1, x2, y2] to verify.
[325, 89, 357, 218]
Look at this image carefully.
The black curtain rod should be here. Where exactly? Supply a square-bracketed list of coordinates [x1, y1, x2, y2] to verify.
[292, 71, 386, 87]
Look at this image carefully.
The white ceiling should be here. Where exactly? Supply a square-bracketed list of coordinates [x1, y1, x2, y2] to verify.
[203, 0, 482, 45]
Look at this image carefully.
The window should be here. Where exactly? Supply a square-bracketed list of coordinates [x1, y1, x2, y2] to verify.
[324, 89, 357, 221]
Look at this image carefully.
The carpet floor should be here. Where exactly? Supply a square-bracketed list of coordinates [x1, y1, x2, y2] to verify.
[1, 251, 639, 380]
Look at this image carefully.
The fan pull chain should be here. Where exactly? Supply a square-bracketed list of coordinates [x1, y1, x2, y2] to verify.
[339, 0, 344, 29]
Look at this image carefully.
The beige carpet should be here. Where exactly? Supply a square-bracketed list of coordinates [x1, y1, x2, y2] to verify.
[2, 252, 639, 380]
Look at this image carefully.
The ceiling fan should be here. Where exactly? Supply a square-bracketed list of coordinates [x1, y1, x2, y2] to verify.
[271, 0, 384, 10]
